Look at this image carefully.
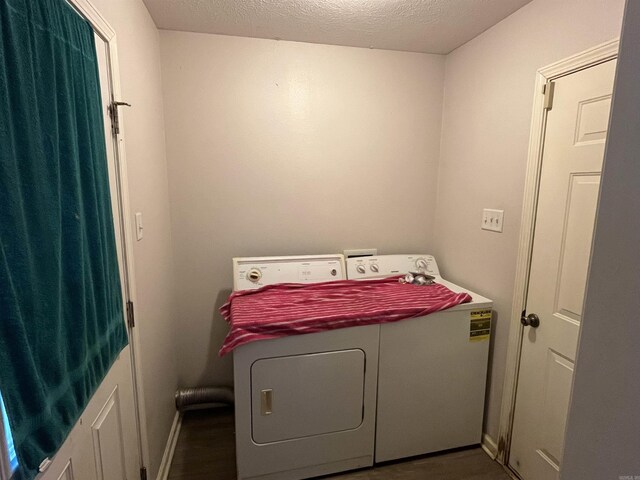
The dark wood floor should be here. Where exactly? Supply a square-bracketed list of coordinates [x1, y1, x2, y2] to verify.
[167, 408, 511, 480]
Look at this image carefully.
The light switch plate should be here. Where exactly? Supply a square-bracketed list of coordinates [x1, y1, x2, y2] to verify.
[482, 209, 504, 233]
[135, 212, 144, 241]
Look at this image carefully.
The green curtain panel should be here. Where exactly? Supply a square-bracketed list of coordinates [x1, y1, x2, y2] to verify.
[0, 0, 128, 478]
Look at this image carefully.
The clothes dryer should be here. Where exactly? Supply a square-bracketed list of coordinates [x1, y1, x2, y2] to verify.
[231, 255, 379, 480]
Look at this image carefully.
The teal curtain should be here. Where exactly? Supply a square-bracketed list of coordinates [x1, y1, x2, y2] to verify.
[0, 0, 128, 478]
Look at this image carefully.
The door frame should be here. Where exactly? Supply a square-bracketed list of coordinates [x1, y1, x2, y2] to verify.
[496, 38, 619, 467]
[64, 0, 151, 472]
[0, 1, 149, 477]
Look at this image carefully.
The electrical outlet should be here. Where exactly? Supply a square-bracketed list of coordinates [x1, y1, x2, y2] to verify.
[482, 209, 504, 233]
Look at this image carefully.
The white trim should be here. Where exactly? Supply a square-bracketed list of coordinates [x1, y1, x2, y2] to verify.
[156, 413, 183, 480]
[496, 38, 620, 466]
[481, 433, 499, 460]
[68, 0, 151, 473]
[504, 466, 521, 480]
[65, 0, 115, 41]
[534, 39, 620, 80]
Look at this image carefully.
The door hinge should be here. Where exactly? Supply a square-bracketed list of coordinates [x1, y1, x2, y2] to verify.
[108, 101, 131, 135]
[498, 436, 506, 455]
[140, 466, 147, 480]
[127, 300, 135, 328]
[543, 81, 555, 110]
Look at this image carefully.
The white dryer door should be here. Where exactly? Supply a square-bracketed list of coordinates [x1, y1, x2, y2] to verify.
[251, 349, 365, 444]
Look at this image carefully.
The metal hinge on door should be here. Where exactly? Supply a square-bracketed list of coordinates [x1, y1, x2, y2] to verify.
[543, 81, 555, 110]
[127, 300, 135, 328]
[108, 100, 131, 135]
[497, 436, 506, 456]
[139, 466, 147, 480]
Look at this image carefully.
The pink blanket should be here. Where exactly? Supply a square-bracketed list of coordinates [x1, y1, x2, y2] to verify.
[219, 276, 471, 356]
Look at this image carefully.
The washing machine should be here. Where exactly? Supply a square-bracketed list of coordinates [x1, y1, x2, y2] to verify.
[231, 255, 379, 480]
[347, 254, 493, 463]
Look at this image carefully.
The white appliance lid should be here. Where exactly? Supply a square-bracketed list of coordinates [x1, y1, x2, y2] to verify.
[346, 254, 440, 279]
[346, 254, 492, 308]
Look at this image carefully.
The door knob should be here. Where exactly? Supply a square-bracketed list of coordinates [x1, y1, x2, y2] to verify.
[521, 313, 540, 328]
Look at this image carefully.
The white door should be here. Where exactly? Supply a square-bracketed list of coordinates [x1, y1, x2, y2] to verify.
[0, 30, 142, 480]
[39, 31, 141, 480]
[509, 59, 616, 479]
[38, 350, 140, 480]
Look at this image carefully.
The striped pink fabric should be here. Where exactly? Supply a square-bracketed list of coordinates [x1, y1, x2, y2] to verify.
[219, 276, 472, 356]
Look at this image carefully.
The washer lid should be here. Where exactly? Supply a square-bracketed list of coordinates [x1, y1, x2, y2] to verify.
[346, 254, 493, 307]
[233, 254, 345, 291]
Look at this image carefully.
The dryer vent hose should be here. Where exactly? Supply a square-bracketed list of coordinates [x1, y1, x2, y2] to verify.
[175, 386, 234, 412]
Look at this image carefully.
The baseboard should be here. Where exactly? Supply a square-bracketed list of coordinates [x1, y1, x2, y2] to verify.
[156, 411, 182, 480]
[481, 433, 498, 460]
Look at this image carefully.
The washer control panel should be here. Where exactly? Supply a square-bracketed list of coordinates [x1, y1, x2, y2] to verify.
[233, 255, 346, 291]
[346, 254, 440, 280]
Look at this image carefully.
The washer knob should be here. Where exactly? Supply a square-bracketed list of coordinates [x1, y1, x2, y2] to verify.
[415, 258, 429, 270]
[356, 265, 366, 274]
[247, 268, 262, 283]
[370, 264, 379, 273]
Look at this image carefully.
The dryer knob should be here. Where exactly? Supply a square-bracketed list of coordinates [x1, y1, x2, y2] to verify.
[356, 265, 366, 274]
[370, 264, 379, 273]
[247, 268, 262, 283]
[415, 258, 428, 270]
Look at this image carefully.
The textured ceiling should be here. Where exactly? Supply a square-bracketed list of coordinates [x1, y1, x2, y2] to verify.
[142, 0, 533, 54]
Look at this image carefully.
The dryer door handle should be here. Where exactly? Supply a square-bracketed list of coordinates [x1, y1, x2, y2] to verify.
[261, 389, 273, 415]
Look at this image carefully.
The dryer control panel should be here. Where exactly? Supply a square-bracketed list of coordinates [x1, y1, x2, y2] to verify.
[233, 255, 346, 291]
[346, 254, 440, 280]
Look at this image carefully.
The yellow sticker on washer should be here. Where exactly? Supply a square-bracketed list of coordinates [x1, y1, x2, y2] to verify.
[470, 309, 492, 341]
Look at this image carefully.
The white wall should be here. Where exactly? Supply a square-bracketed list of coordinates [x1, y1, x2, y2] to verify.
[433, 0, 624, 444]
[87, 1, 179, 478]
[159, 31, 445, 387]
[562, 1, 640, 476]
